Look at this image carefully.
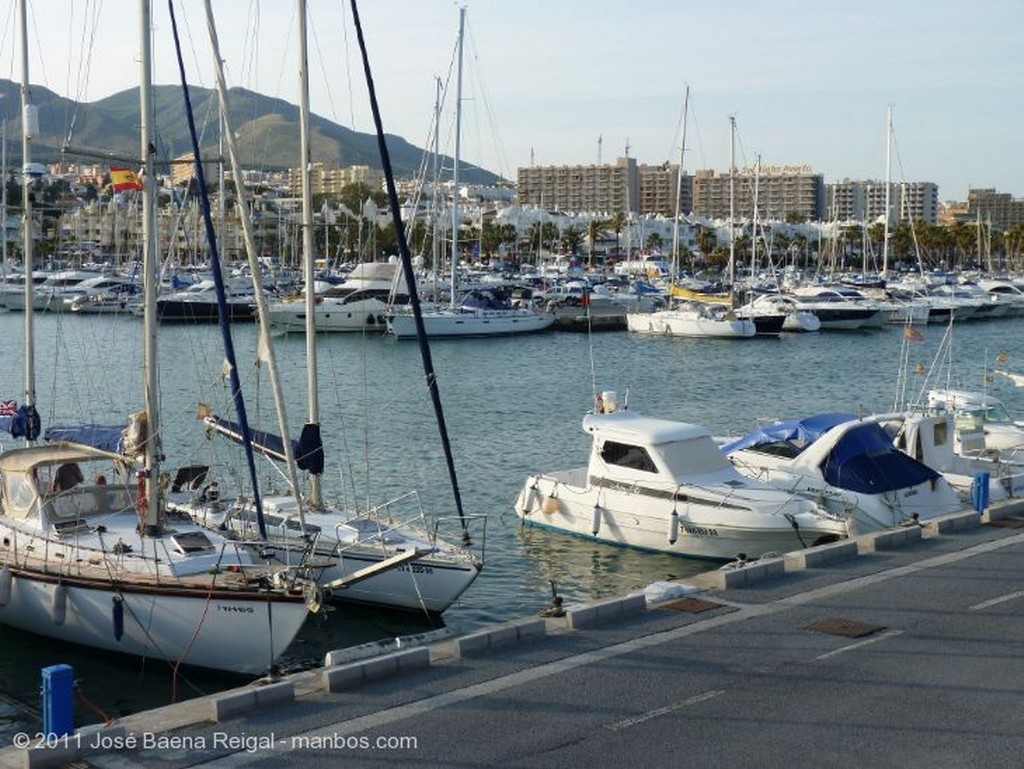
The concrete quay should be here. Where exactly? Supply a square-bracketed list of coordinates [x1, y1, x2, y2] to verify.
[7, 501, 1024, 769]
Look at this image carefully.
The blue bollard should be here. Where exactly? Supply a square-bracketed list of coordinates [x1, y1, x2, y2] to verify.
[41, 664, 74, 738]
[972, 471, 991, 513]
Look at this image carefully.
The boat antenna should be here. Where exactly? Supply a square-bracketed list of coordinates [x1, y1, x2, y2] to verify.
[349, 0, 469, 542]
[168, 0, 269, 540]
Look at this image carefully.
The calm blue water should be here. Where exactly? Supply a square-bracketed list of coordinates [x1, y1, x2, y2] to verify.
[0, 308, 1022, 732]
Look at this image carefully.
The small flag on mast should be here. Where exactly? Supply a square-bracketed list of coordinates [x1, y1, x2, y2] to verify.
[110, 167, 142, 192]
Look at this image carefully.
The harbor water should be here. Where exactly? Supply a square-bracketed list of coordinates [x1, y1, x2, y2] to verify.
[0, 308, 1022, 733]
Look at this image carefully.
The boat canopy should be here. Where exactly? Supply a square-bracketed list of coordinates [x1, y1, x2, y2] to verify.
[722, 413, 942, 494]
[821, 421, 942, 493]
[719, 413, 857, 455]
[44, 424, 126, 454]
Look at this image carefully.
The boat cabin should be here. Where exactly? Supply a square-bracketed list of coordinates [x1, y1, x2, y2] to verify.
[582, 409, 741, 486]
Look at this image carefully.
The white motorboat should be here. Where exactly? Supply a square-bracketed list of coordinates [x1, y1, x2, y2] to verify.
[3, 269, 103, 312]
[926, 388, 1024, 463]
[626, 302, 756, 338]
[514, 392, 848, 560]
[723, 412, 964, 534]
[788, 286, 883, 330]
[265, 261, 406, 333]
[738, 293, 819, 333]
[879, 409, 1024, 503]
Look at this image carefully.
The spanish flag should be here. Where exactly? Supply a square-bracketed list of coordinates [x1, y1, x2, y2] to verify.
[110, 167, 142, 192]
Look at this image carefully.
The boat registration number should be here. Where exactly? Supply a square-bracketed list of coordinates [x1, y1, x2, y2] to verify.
[683, 526, 718, 537]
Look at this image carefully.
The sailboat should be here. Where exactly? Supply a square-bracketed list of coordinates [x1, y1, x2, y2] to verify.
[0, 0, 314, 676]
[171, 0, 483, 616]
[626, 106, 755, 339]
[387, 8, 554, 340]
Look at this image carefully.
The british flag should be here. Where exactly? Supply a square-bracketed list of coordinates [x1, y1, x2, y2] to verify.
[0, 400, 17, 417]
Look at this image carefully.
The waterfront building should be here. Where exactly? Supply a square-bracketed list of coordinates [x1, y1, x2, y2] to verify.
[517, 157, 640, 214]
[967, 188, 1024, 230]
[827, 179, 939, 226]
[692, 165, 825, 222]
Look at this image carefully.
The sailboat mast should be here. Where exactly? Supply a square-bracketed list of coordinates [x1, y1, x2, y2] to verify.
[139, 0, 161, 533]
[882, 105, 892, 277]
[298, 0, 322, 508]
[670, 85, 689, 283]
[728, 115, 736, 309]
[19, 0, 36, 428]
[1, 105, 7, 275]
[449, 6, 465, 309]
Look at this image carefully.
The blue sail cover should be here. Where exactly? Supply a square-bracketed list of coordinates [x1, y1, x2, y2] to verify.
[719, 413, 858, 455]
[44, 424, 126, 453]
[206, 415, 324, 475]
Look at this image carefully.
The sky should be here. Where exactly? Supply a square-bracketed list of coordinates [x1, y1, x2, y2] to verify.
[1, 0, 1021, 202]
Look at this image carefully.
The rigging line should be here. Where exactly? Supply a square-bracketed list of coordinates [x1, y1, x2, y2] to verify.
[306, 5, 341, 125]
[463, 23, 511, 181]
[169, 0, 268, 540]
[338, 0, 357, 127]
[348, 0, 469, 539]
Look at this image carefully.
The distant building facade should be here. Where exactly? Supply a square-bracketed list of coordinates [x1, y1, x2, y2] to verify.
[287, 163, 385, 196]
[516, 157, 639, 214]
[692, 165, 825, 222]
[826, 179, 939, 226]
[967, 188, 1024, 230]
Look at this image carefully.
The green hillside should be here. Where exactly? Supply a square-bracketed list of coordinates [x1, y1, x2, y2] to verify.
[0, 79, 499, 184]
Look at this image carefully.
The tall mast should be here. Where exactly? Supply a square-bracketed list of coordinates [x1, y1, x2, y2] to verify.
[728, 115, 736, 309]
[449, 6, 465, 309]
[140, 0, 161, 532]
[751, 152, 760, 279]
[298, 0, 322, 508]
[19, 0, 36, 433]
[1, 98, 7, 275]
[881, 105, 892, 277]
[671, 85, 689, 285]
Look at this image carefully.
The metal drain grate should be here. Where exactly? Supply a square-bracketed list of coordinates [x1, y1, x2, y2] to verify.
[659, 597, 724, 613]
[806, 617, 886, 638]
[986, 517, 1024, 529]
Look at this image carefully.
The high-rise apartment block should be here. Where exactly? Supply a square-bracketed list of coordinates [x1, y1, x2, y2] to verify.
[826, 180, 939, 225]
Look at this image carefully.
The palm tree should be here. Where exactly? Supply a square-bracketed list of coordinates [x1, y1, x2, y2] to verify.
[561, 226, 584, 256]
[608, 212, 629, 259]
[586, 218, 607, 266]
[696, 226, 717, 263]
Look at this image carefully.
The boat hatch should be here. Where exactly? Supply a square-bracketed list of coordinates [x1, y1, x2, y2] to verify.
[171, 531, 216, 554]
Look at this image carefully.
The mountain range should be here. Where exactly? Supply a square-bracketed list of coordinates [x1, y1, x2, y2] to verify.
[0, 79, 500, 185]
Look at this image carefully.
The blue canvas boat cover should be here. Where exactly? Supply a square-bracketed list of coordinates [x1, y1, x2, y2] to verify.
[719, 413, 858, 455]
[43, 423, 125, 453]
[820, 421, 941, 493]
[721, 413, 942, 494]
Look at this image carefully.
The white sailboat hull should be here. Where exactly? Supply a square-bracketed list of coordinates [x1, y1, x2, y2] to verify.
[626, 309, 755, 338]
[0, 562, 309, 675]
[389, 308, 554, 339]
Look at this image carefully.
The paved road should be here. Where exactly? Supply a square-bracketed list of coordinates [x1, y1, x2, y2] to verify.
[10, 515, 1024, 769]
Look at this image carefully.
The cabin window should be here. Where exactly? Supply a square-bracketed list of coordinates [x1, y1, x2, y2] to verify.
[600, 440, 657, 473]
[932, 420, 949, 447]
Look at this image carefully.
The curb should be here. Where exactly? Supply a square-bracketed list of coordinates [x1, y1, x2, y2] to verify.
[12, 500, 1020, 767]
